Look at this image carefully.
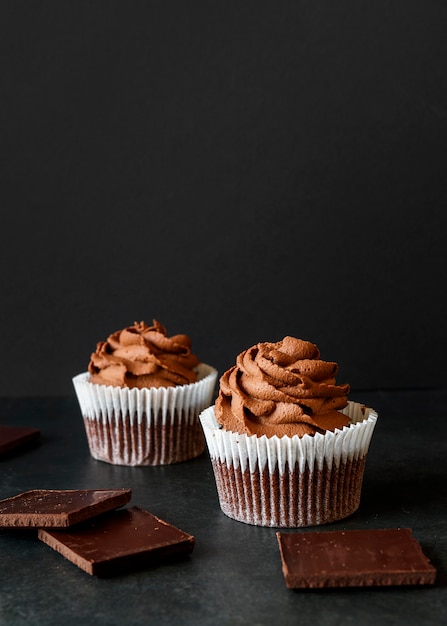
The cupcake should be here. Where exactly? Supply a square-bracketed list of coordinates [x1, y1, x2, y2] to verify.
[199, 336, 377, 527]
[73, 320, 217, 466]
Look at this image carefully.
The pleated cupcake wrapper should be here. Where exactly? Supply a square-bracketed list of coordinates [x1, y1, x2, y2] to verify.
[72, 363, 217, 466]
[199, 401, 378, 527]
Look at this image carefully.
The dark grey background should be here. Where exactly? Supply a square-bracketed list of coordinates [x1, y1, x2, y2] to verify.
[1, 1, 446, 397]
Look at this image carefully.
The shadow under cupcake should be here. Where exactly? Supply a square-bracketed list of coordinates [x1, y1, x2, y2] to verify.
[200, 336, 378, 527]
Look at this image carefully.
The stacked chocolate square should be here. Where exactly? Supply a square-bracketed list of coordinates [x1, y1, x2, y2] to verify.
[0, 488, 194, 577]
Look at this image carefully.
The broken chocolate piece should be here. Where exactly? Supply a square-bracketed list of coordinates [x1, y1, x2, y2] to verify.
[38, 506, 195, 576]
[277, 528, 436, 588]
[0, 425, 40, 457]
[0, 489, 132, 528]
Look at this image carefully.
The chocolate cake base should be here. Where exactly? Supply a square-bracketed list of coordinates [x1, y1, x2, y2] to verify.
[211, 456, 367, 527]
[84, 409, 205, 466]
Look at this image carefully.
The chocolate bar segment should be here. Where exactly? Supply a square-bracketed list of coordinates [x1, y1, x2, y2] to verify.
[277, 528, 436, 588]
[38, 506, 195, 576]
[0, 425, 40, 457]
[0, 489, 132, 528]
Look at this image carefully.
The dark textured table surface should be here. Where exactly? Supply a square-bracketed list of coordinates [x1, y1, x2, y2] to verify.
[1, 389, 446, 626]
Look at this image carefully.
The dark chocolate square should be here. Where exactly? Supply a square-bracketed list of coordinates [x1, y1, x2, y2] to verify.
[277, 528, 436, 588]
[0, 489, 132, 528]
[0, 425, 40, 457]
[38, 506, 195, 576]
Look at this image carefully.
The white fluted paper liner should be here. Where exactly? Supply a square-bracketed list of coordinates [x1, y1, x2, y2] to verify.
[199, 401, 378, 527]
[73, 363, 217, 466]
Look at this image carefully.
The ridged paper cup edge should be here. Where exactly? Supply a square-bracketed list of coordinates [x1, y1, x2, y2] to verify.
[199, 401, 378, 473]
[72, 363, 218, 425]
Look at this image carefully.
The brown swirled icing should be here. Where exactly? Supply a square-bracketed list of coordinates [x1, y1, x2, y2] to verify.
[215, 336, 351, 437]
[88, 320, 200, 389]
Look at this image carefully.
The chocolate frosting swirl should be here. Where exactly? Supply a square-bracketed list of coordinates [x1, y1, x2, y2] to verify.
[88, 320, 200, 389]
[215, 336, 351, 437]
